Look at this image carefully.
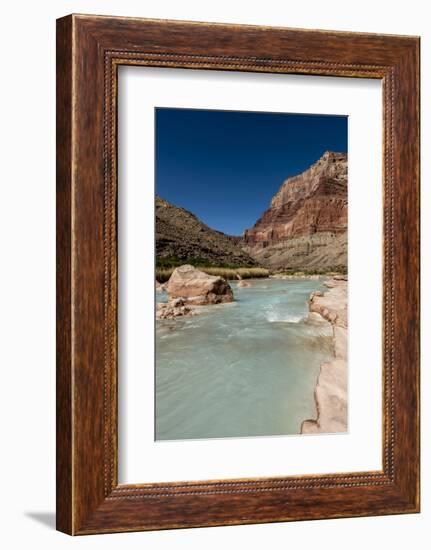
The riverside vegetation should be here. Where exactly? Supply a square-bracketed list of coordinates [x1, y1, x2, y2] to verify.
[156, 265, 269, 283]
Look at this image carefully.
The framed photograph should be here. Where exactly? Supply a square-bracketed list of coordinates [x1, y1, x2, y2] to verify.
[56, 14, 420, 535]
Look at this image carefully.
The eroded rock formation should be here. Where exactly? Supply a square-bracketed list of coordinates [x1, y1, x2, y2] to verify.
[156, 298, 194, 320]
[243, 151, 347, 270]
[301, 277, 348, 434]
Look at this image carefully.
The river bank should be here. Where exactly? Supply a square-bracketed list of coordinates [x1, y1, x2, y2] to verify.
[301, 277, 348, 434]
[270, 272, 346, 281]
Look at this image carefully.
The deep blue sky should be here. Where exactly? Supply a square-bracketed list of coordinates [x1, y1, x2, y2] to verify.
[155, 108, 347, 236]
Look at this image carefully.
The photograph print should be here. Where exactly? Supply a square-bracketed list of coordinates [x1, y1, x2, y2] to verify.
[155, 107, 348, 441]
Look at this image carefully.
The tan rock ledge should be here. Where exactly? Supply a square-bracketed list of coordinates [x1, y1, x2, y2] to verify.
[301, 278, 348, 435]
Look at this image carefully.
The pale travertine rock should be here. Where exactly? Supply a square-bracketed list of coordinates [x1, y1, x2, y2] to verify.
[156, 298, 194, 320]
[301, 278, 348, 434]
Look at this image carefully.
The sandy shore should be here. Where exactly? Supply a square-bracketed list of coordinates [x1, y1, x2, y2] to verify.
[301, 277, 348, 434]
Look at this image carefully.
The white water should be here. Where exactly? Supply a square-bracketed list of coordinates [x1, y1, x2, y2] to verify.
[155, 279, 333, 440]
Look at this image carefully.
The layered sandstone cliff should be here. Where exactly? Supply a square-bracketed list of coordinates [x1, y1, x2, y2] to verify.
[243, 151, 347, 271]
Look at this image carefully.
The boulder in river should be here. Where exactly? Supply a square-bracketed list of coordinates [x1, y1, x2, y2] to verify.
[166, 264, 234, 306]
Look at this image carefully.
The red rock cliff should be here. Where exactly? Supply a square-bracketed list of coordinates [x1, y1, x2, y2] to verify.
[244, 151, 347, 245]
[243, 151, 348, 271]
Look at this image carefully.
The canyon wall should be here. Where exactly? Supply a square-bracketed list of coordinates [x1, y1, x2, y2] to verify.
[243, 151, 348, 271]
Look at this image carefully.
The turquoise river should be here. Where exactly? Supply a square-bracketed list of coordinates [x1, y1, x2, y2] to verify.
[155, 278, 333, 440]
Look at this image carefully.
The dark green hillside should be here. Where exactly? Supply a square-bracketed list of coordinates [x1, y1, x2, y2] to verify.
[156, 197, 257, 268]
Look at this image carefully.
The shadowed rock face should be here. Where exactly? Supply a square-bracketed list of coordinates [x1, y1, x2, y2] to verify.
[243, 152, 347, 270]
